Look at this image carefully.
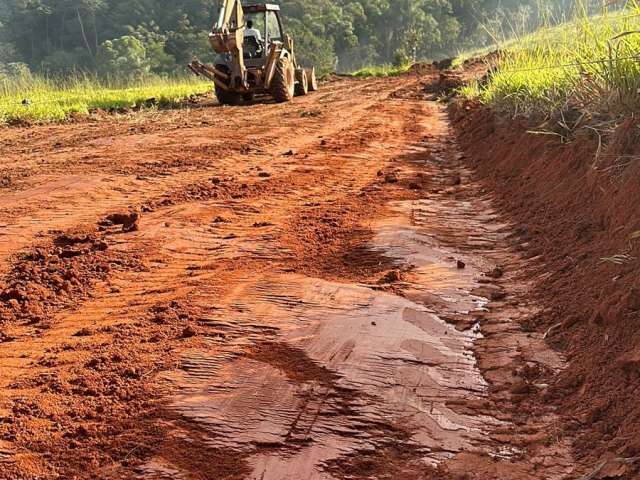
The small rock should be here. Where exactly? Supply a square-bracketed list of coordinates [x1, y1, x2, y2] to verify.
[282, 149, 295, 156]
[490, 290, 507, 301]
[457, 260, 466, 269]
[103, 211, 140, 232]
[258, 172, 271, 178]
[384, 174, 398, 184]
[74, 327, 93, 337]
[510, 380, 533, 395]
[181, 326, 197, 339]
[486, 266, 504, 279]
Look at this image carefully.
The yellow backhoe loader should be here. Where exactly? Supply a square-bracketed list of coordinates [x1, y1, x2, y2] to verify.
[189, 1, 318, 105]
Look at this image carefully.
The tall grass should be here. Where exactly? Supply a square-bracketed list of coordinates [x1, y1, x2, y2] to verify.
[0, 74, 212, 124]
[462, 1, 640, 116]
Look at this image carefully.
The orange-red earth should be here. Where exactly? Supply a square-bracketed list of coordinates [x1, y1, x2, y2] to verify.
[0, 73, 586, 479]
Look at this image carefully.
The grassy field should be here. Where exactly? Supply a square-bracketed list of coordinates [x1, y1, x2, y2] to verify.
[460, 1, 640, 116]
[0, 76, 212, 124]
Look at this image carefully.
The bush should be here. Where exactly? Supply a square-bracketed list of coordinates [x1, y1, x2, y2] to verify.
[128, 24, 176, 74]
[164, 16, 212, 66]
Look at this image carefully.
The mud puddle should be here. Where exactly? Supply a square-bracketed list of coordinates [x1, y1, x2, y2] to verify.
[137, 147, 530, 479]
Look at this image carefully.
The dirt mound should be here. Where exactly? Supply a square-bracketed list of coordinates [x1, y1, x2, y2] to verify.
[0, 229, 140, 330]
[425, 71, 465, 97]
[451, 102, 640, 477]
[408, 62, 437, 75]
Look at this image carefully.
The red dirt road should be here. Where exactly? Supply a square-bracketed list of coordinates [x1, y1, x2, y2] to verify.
[1, 75, 579, 479]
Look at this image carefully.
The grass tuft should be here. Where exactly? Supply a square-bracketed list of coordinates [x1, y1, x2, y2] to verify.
[351, 64, 411, 78]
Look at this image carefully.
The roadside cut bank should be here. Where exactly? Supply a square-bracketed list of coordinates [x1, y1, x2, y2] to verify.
[450, 101, 640, 478]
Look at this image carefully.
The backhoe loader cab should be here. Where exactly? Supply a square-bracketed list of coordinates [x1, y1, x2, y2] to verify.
[188, 1, 318, 105]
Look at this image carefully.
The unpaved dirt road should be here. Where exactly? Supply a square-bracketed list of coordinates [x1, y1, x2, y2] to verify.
[0, 74, 579, 479]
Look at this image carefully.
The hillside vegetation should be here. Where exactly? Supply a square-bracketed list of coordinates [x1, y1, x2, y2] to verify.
[0, 0, 610, 124]
[462, 1, 640, 117]
[0, 0, 602, 78]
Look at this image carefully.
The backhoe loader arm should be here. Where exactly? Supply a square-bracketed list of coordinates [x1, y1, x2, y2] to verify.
[208, 0, 247, 89]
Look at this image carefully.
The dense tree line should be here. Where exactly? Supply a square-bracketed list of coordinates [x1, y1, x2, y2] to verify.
[0, 0, 606, 78]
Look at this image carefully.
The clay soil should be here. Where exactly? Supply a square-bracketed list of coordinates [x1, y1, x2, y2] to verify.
[451, 102, 640, 479]
[0, 68, 635, 480]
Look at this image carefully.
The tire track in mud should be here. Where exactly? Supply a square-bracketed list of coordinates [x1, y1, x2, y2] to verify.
[0, 75, 578, 479]
[0, 78, 380, 184]
[0, 78, 401, 276]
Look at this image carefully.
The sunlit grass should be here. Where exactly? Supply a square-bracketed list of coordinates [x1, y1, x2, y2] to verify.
[0, 75, 212, 124]
[460, 1, 640, 116]
[351, 64, 411, 78]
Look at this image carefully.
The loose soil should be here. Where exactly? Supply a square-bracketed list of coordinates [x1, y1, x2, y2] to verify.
[0, 68, 631, 480]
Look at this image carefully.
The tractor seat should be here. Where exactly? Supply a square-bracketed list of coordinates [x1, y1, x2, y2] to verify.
[243, 36, 263, 59]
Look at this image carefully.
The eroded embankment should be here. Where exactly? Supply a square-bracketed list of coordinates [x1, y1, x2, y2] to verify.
[451, 103, 640, 478]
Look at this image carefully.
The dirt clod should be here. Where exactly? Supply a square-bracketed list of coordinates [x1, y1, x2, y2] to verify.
[384, 174, 398, 184]
[101, 211, 140, 232]
[378, 270, 403, 284]
[486, 266, 504, 279]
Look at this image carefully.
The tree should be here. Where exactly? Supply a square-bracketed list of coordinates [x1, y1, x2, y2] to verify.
[0, 0, 600, 75]
[96, 35, 149, 77]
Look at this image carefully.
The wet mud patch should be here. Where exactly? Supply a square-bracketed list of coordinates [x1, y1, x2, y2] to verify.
[281, 168, 433, 283]
[132, 423, 252, 480]
[245, 341, 340, 387]
[323, 423, 441, 480]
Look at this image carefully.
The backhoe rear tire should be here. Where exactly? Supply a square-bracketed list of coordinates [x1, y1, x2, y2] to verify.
[306, 67, 319, 92]
[294, 69, 309, 96]
[271, 55, 295, 103]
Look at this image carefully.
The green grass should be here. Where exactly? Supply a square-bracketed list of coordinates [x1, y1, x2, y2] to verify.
[0, 75, 212, 124]
[351, 64, 411, 78]
[460, 1, 640, 116]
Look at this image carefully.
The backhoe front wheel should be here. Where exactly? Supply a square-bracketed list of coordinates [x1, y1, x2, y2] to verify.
[271, 55, 295, 103]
